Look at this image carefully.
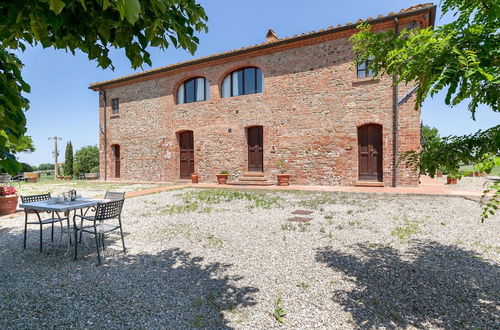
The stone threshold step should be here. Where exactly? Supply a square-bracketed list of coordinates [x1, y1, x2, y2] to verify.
[239, 177, 269, 181]
[242, 172, 265, 177]
[227, 181, 275, 186]
[354, 181, 384, 187]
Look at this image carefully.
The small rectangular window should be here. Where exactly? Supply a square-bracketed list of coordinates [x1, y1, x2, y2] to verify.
[356, 56, 375, 78]
[111, 98, 119, 113]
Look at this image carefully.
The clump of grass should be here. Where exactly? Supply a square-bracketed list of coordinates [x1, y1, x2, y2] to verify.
[391, 218, 422, 241]
[206, 234, 223, 247]
[298, 222, 310, 232]
[273, 296, 287, 323]
[179, 189, 282, 209]
[163, 202, 199, 215]
[281, 223, 296, 231]
[297, 282, 309, 290]
[348, 220, 361, 227]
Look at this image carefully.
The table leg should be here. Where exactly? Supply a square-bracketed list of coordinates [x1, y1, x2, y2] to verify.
[73, 212, 78, 260]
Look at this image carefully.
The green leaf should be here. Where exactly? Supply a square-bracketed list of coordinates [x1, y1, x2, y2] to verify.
[118, 0, 141, 24]
[48, 0, 66, 14]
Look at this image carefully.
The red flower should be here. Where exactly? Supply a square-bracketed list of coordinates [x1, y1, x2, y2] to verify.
[0, 186, 17, 196]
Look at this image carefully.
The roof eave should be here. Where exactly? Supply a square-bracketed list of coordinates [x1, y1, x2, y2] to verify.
[89, 5, 437, 91]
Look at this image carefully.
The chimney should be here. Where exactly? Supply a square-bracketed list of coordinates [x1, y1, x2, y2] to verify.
[266, 29, 279, 43]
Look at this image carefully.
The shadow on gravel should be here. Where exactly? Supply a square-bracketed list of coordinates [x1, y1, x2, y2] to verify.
[0, 227, 258, 328]
[316, 241, 499, 329]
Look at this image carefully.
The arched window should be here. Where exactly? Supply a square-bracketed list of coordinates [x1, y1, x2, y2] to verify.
[221, 67, 263, 98]
[177, 77, 210, 104]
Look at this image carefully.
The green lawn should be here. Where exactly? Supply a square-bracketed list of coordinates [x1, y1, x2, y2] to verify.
[459, 165, 500, 176]
[14, 178, 168, 197]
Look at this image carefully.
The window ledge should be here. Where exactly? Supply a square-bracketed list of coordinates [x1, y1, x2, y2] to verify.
[174, 99, 211, 107]
[352, 77, 379, 85]
[110, 115, 120, 119]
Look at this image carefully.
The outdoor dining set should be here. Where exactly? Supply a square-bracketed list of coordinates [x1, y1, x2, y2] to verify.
[18, 191, 126, 265]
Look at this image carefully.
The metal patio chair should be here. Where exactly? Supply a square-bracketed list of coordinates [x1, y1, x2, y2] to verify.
[74, 199, 126, 265]
[79, 191, 126, 243]
[21, 193, 68, 252]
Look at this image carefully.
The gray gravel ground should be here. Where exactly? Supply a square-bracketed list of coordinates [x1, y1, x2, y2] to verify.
[440, 176, 494, 193]
[1, 188, 498, 329]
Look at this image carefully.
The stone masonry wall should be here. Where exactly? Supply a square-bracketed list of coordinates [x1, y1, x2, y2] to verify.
[98, 12, 428, 186]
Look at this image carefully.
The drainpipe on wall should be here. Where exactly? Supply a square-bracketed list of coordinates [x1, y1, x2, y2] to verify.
[99, 89, 108, 181]
[392, 17, 399, 187]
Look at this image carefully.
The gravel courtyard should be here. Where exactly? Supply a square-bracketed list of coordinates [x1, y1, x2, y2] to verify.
[0, 188, 498, 329]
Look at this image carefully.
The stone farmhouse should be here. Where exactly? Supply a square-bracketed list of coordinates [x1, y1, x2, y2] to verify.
[90, 4, 436, 186]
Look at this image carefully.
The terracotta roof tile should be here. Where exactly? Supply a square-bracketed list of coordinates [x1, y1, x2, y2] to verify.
[90, 3, 434, 89]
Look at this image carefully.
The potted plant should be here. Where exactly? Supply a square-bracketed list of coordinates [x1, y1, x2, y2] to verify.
[276, 160, 291, 186]
[0, 186, 19, 215]
[191, 173, 199, 184]
[446, 172, 460, 185]
[216, 171, 229, 184]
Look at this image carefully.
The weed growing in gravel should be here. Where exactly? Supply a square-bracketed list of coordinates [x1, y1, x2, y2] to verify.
[335, 224, 344, 230]
[391, 218, 422, 241]
[163, 202, 199, 215]
[192, 314, 208, 327]
[346, 210, 354, 215]
[297, 282, 310, 290]
[273, 296, 287, 323]
[319, 226, 326, 233]
[281, 223, 297, 231]
[206, 234, 223, 248]
[298, 222, 310, 232]
[482, 245, 500, 254]
[348, 220, 361, 227]
[179, 189, 282, 209]
[324, 213, 333, 220]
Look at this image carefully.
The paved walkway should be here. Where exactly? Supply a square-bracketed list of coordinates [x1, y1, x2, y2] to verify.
[123, 175, 482, 198]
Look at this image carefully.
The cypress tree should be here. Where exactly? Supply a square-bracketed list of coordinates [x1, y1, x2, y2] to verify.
[64, 141, 74, 176]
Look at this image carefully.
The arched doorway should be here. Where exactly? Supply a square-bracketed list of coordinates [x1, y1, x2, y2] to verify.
[111, 144, 120, 178]
[178, 131, 194, 179]
[358, 124, 383, 182]
[247, 126, 263, 172]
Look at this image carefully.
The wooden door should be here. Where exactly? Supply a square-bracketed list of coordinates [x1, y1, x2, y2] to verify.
[113, 145, 120, 178]
[358, 124, 382, 181]
[179, 131, 194, 179]
[247, 126, 263, 172]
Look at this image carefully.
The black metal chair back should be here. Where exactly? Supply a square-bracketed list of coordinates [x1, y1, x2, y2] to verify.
[95, 199, 125, 220]
[21, 193, 51, 203]
[104, 191, 126, 201]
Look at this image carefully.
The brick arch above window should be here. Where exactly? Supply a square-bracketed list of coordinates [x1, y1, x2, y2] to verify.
[176, 76, 210, 104]
[221, 67, 264, 98]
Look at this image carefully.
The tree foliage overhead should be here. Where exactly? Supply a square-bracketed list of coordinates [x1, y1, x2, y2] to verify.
[351, 0, 499, 221]
[351, 0, 499, 118]
[0, 0, 208, 174]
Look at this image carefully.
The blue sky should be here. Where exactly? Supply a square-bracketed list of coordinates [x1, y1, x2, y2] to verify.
[16, 0, 499, 166]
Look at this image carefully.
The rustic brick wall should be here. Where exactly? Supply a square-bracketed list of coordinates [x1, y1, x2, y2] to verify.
[97, 12, 427, 186]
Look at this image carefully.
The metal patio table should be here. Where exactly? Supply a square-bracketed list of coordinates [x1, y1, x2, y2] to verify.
[19, 198, 107, 260]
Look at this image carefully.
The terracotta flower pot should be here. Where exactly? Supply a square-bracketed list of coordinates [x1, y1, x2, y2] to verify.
[447, 176, 457, 185]
[65, 176, 73, 181]
[0, 195, 19, 215]
[191, 173, 199, 184]
[216, 174, 229, 184]
[436, 171, 443, 178]
[277, 174, 291, 186]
